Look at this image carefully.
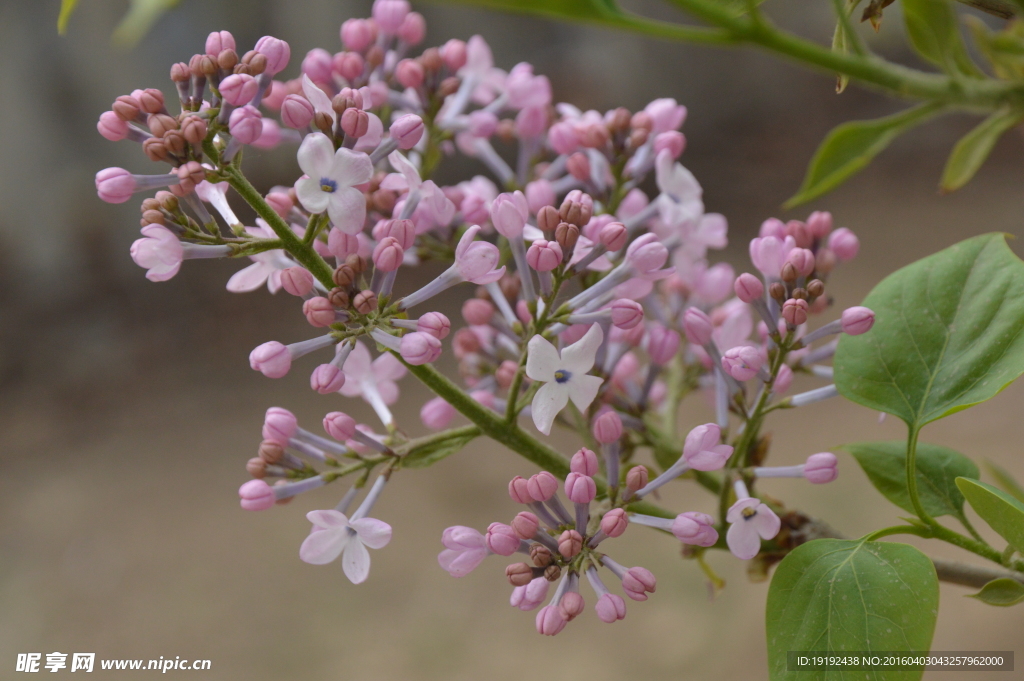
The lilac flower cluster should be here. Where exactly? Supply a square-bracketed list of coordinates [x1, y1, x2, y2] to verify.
[94, 0, 872, 632]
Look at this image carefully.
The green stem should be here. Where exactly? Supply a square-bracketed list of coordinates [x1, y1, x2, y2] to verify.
[394, 425, 482, 457]
[862, 524, 933, 542]
[905, 426, 935, 526]
[225, 167, 335, 290]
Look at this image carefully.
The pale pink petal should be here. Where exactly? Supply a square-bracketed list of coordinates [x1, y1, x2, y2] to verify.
[326, 187, 367, 234]
[226, 262, 272, 292]
[296, 176, 330, 215]
[525, 335, 559, 382]
[301, 75, 336, 123]
[307, 509, 350, 528]
[567, 374, 603, 412]
[531, 381, 569, 436]
[376, 380, 400, 405]
[350, 517, 392, 549]
[387, 151, 421, 189]
[725, 497, 760, 524]
[559, 323, 603, 375]
[299, 527, 349, 565]
[379, 174, 410, 192]
[341, 537, 372, 583]
[751, 504, 782, 540]
[297, 131, 336, 179]
[438, 548, 487, 577]
[330, 147, 374, 188]
[353, 113, 384, 152]
[726, 522, 761, 560]
[342, 341, 372, 381]
[373, 353, 408, 382]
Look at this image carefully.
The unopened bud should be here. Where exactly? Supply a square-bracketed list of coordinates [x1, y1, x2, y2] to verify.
[780, 262, 798, 284]
[246, 457, 267, 478]
[258, 440, 285, 464]
[328, 287, 350, 308]
[625, 465, 649, 494]
[769, 282, 787, 303]
[806, 279, 825, 298]
[558, 530, 583, 559]
[345, 254, 368, 274]
[537, 205, 560, 233]
[555, 222, 579, 252]
[333, 264, 356, 288]
[543, 564, 562, 582]
[530, 544, 553, 568]
[353, 290, 377, 314]
[506, 562, 534, 587]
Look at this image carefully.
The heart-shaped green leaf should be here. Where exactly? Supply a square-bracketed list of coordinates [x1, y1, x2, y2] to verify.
[784, 103, 942, 208]
[835, 234, 1024, 430]
[842, 441, 978, 519]
[968, 577, 1024, 606]
[956, 477, 1024, 553]
[985, 461, 1024, 503]
[767, 539, 938, 681]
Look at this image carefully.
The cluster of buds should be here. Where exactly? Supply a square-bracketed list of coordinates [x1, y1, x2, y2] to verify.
[95, 0, 873, 631]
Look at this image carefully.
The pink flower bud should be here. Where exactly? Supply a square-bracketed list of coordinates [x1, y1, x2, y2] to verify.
[536, 605, 567, 635]
[333, 52, 364, 81]
[323, 411, 356, 441]
[559, 592, 585, 621]
[302, 297, 336, 327]
[721, 345, 763, 382]
[310, 364, 346, 394]
[807, 210, 833, 238]
[341, 19, 376, 52]
[250, 341, 292, 378]
[373, 0, 411, 33]
[683, 423, 732, 471]
[390, 114, 424, 149]
[97, 111, 128, 141]
[646, 325, 681, 365]
[671, 511, 718, 546]
[440, 38, 467, 71]
[301, 48, 333, 84]
[509, 476, 534, 504]
[206, 31, 236, 57]
[595, 593, 626, 623]
[395, 59, 425, 89]
[254, 36, 291, 75]
[491, 191, 529, 239]
[464, 110, 497, 138]
[496, 360, 518, 389]
[548, 121, 579, 155]
[328, 228, 361, 260]
[219, 74, 258, 106]
[372, 236, 404, 273]
[786, 220, 813, 248]
[760, 218, 787, 239]
[734, 272, 764, 303]
[527, 471, 558, 501]
[262, 406, 297, 444]
[804, 452, 838, 484]
[525, 180, 555, 213]
[526, 239, 562, 272]
[95, 167, 137, 204]
[228, 105, 263, 145]
[420, 397, 456, 430]
[749, 236, 794, 278]
[683, 307, 713, 346]
[645, 97, 687, 132]
[600, 508, 628, 538]
[564, 472, 596, 504]
[462, 298, 494, 326]
[239, 479, 275, 511]
[782, 298, 809, 327]
[570, 448, 599, 476]
[566, 152, 591, 181]
[400, 331, 442, 365]
[592, 410, 623, 444]
[653, 131, 685, 159]
[280, 94, 315, 129]
[841, 306, 874, 335]
[398, 11, 426, 44]
[829, 227, 859, 261]
[773, 364, 793, 394]
[786, 248, 816, 278]
[511, 511, 540, 540]
[622, 567, 656, 601]
[417, 311, 451, 339]
[625, 465, 649, 494]
[486, 523, 520, 556]
[266, 191, 293, 217]
[558, 529, 584, 558]
[260, 80, 287, 110]
[280, 267, 314, 296]
[373, 218, 415, 250]
[599, 221, 628, 251]
[610, 299, 643, 330]
[341, 108, 369, 138]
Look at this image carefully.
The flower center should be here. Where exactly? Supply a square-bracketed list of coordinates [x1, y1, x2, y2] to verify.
[554, 369, 572, 384]
[741, 506, 757, 520]
[320, 177, 338, 193]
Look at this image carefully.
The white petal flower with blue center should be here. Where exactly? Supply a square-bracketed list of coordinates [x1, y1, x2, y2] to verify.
[526, 324, 604, 435]
[295, 132, 373, 234]
[299, 509, 392, 584]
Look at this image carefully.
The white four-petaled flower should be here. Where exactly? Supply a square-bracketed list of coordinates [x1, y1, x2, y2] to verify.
[295, 132, 373, 234]
[526, 324, 604, 435]
[299, 509, 392, 584]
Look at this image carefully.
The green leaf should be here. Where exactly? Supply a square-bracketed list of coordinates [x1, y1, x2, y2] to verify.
[902, 0, 984, 77]
[707, 0, 770, 15]
[940, 108, 1024, 193]
[111, 0, 180, 48]
[842, 440, 978, 519]
[784, 103, 942, 208]
[968, 577, 1024, 606]
[835, 234, 1024, 430]
[58, 0, 80, 34]
[985, 461, 1024, 503]
[401, 430, 479, 469]
[766, 539, 939, 681]
[956, 477, 1024, 553]
[831, 0, 863, 94]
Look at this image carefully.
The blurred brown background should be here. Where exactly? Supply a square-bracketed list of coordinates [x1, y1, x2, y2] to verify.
[1, 0, 1022, 679]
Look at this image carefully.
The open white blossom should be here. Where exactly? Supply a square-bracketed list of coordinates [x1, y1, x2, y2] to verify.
[525, 324, 604, 435]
